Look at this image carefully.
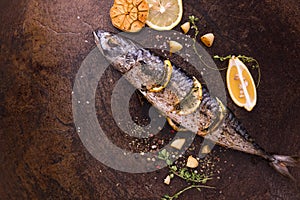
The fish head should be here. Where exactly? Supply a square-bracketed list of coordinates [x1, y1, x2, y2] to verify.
[94, 30, 138, 73]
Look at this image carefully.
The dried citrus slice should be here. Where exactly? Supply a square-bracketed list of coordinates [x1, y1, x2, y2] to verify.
[227, 56, 257, 111]
[146, 0, 183, 30]
[110, 0, 149, 32]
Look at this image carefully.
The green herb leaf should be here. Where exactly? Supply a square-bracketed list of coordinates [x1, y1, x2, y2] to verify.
[166, 159, 172, 166]
[171, 165, 177, 171]
[170, 173, 174, 179]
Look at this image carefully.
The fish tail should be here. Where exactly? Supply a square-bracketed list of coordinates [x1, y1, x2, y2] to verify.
[269, 154, 300, 181]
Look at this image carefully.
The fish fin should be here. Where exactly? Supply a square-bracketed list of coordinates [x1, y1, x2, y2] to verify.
[270, 155, 300, 181]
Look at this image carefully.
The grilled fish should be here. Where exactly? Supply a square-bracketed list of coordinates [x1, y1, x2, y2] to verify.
[93, 30, 299, 180]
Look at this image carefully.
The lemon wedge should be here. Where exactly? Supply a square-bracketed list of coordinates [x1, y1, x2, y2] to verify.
[227, 56, 257, 111]
[146, 0, 183, 30]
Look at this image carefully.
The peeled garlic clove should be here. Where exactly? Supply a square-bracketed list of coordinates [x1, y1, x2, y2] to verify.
[170, 138, 186, 150]
[180, 22, 190, 34]
[169, 40, 183, 53]
[164, 175, 171, 185]
[201, 145, 211, 154]
[186, 155, 199, 168]
[200, 33, 214, 47]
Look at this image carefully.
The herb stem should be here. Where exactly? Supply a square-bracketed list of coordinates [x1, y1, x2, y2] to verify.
[162, 184, 215, 200]
[189, 15, 226, 71]
[170, 167, 212, 183]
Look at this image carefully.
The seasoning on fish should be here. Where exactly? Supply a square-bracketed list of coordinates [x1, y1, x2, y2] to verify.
[207, 97, 226, 134]
[94, 30, 299, 180]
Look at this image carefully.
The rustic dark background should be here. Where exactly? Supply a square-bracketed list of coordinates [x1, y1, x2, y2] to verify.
[0, 0, 299, 199]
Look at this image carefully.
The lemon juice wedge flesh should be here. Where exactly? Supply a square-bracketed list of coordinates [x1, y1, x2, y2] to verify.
[227, 56, 257, 111]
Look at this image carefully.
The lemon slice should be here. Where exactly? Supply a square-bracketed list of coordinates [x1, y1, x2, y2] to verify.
[148, 60, 173, 92]
[174, 77, 202, 115]
[227, 56, 257, 111]
[146, 0, 183, 30]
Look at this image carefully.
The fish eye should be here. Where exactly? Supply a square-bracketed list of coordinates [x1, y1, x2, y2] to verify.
[107, 37, 119, 48]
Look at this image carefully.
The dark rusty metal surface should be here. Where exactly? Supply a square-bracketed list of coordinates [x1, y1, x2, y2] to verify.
[0, 0, 299, 199]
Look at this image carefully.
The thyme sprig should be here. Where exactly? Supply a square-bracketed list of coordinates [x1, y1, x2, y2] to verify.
[161, 184, 215, 200]
[188, 14, 262, 86]
[169, 165, 212, 184]
[188, 15, 200, 39]
[158, 150, 214, 200]
[188, 15, 226, 70]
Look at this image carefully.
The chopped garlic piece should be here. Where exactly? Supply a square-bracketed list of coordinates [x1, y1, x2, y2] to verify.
[200, 33, 215, 47]
[170, 138, 186, 150]
[186, 155, 199, 168]
[201, 145, 211, 154]
[164, 175, 171, 185]
[180, 22, 190, 34]
[169, 40, 183, 53]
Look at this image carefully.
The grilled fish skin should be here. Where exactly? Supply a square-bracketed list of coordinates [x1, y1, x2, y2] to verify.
[94, 30, 299, 180]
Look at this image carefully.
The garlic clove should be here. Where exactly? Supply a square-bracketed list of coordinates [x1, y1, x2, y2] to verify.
[180, 22, 190, 34]
[169, 40, 183, 53]
[164, 175, 171, 185]
[186, 155, 199, 168]
[170, 138, 186, 150]
[200, 33, 215, 47]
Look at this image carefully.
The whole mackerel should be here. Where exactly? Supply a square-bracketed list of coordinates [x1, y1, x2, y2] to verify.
[94, 30, 299, 180]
